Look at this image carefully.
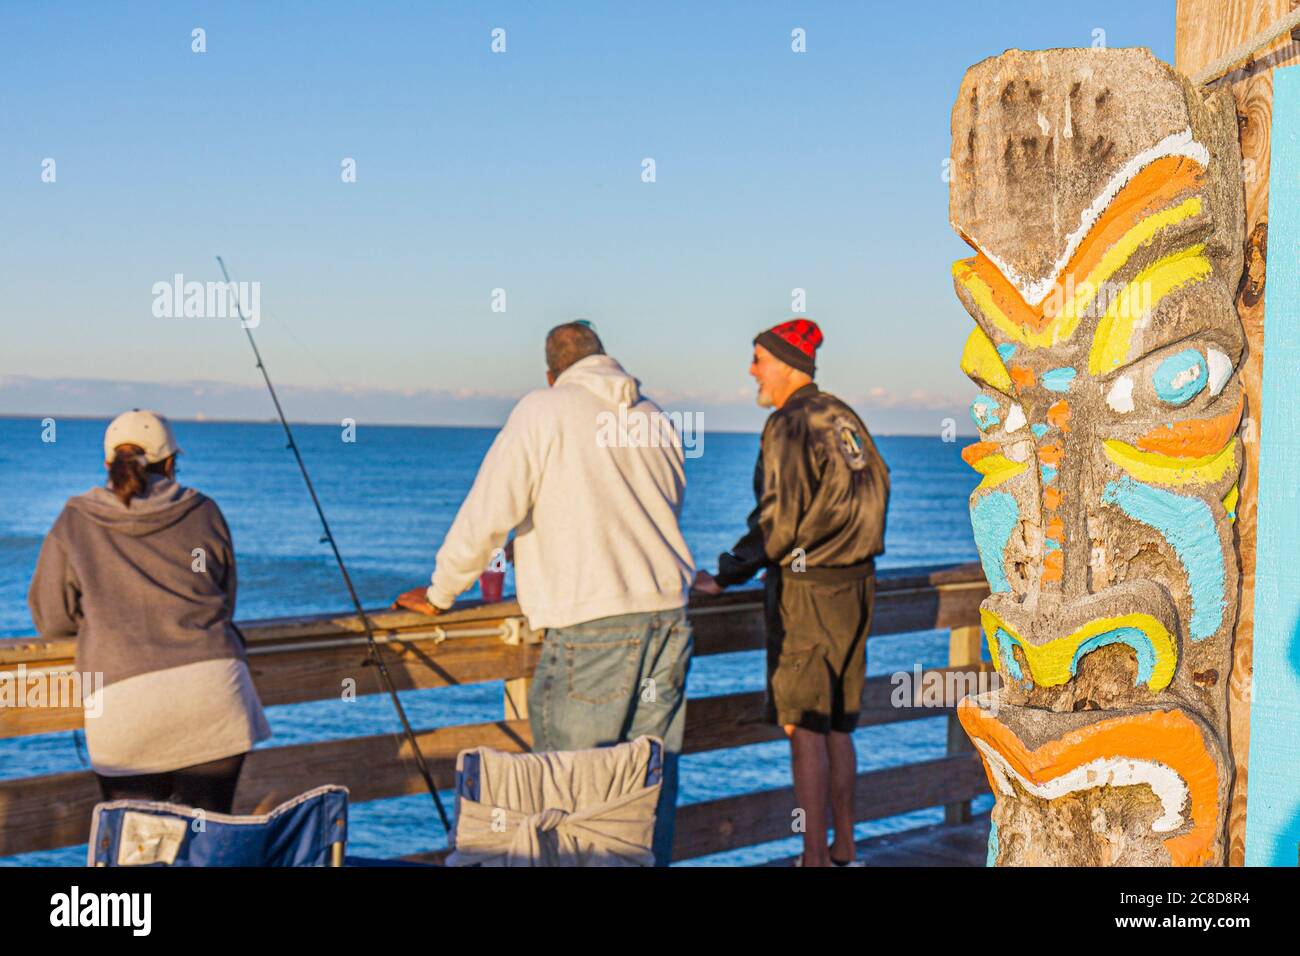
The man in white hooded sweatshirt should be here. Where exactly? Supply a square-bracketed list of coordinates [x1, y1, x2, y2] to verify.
[396, 322, 695, 866]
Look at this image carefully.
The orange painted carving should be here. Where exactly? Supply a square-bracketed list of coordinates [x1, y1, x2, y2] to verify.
[1038, 443, 1064, 467]
[957, 700, 1221, 866]
[1047, 400, 1072, 432]
[1041, 549, 1064, 582]
[961, 441, 999, 467]
[1134, 394, 1243, 458]
[1010, 366, 1036, 390]
[956, 155, 1206, 333]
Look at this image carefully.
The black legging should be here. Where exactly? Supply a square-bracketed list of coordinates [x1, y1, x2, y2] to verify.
[95, 753, 246, 814]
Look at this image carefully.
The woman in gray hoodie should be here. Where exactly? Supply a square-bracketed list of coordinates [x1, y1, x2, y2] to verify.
[28, 410, 270, 812]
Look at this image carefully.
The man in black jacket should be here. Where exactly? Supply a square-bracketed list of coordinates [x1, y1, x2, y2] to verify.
[694, 319, 889, 866]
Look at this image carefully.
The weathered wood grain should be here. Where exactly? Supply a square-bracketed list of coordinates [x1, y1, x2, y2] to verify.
[1176, 0, 1300, 866]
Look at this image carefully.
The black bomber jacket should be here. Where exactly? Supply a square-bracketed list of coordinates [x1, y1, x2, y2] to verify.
[715, 384, 890, 586]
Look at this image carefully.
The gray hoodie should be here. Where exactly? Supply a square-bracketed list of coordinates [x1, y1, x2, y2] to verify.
[28, 474, 246, 688]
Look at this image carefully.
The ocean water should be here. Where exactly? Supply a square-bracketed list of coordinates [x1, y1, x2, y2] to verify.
[0, 416, 986, 865]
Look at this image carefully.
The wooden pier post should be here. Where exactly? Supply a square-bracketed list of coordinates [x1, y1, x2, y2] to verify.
[944, 624, 982, 825]
[1175, 0, 1300, 866]
[504, 677, 531, 721]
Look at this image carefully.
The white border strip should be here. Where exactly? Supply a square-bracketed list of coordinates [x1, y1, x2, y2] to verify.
[973, 739, 1188, 833]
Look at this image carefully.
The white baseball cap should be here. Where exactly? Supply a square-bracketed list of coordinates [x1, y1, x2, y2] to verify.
[103, 409, 183, 465]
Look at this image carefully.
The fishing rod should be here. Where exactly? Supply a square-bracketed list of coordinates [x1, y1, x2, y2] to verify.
[215, 256, 451, 833]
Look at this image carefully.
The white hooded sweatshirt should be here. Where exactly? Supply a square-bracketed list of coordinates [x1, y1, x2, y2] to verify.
[428, 354, 695, 630]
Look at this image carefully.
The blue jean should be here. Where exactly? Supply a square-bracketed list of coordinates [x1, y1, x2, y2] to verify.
[528, 608, 693, 867]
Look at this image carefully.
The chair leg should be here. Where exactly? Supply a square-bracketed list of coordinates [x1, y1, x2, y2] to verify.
[331, 841, 345, 867]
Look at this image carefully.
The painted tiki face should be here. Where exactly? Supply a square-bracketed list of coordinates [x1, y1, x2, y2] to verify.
[949, 49, 1245, 866]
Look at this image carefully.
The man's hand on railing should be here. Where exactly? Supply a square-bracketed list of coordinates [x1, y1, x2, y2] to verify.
[691, 570, 723, 596]
[392, 587, 443, 616]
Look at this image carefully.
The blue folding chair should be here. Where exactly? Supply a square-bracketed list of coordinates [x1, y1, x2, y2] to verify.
[88, 785, 349, 867]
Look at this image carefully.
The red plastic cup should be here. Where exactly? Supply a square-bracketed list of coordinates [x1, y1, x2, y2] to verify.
[479, 569, 505, 603]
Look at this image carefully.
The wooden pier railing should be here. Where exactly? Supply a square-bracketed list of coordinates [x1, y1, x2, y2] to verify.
[0, 561, 995, 863]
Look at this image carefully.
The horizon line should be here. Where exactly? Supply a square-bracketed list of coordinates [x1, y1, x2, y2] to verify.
[0, 411, 964, 439]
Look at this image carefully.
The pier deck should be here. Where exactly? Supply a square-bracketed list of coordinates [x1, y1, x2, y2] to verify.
[762, 812, 991, 867]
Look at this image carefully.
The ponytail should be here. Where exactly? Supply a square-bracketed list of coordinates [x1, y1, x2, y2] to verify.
[108, 444, 170, 506]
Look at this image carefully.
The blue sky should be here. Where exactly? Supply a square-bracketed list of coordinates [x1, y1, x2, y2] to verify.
[1, 1, 1176, 432]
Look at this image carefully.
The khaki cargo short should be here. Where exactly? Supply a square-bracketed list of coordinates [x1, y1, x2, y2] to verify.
[764, 570, 875, 734]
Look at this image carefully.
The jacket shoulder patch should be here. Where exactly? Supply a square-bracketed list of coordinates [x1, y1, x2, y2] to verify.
[831, 416, 868, 470]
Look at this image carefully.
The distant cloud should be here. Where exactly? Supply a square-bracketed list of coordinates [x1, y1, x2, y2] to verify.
[0, 374, 977, 436]
[0, 374, 520, 428]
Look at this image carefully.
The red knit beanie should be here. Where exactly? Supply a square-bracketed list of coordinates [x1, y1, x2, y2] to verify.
[754, 319, 822, 377]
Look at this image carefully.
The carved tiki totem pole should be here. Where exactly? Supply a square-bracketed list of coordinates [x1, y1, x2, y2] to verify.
[950, 49, 1245, 865]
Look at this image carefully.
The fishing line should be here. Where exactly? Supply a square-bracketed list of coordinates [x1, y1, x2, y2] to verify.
[215, 256, 451, 833]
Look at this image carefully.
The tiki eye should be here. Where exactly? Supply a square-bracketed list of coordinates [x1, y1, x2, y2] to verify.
[1152, 349, 1207, 406]
[1206, 347, 1232, 397]
[970, 396, 1001, 431]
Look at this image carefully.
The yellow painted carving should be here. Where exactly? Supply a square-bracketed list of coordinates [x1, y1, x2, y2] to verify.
[970, 454, 1028, 492]
[1088, 243, 1212, 375]
[1067, 196, 1203, 330]
[1103, 437, 1238, 487]
[954, 196, 1206, 352]
[1223, 483, 1239, 524]
[959, 326, 1014, 394]
[952, 262, 1047, 348]
[981, 607, 1178, 691]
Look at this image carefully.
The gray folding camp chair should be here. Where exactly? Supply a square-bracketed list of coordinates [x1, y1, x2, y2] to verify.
[88, 784, 348, 867]
[446, 735, 663, 867]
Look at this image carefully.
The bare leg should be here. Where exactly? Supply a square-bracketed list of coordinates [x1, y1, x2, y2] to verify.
[788, 725, 831, 866]
[827, 730, 857, 861]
